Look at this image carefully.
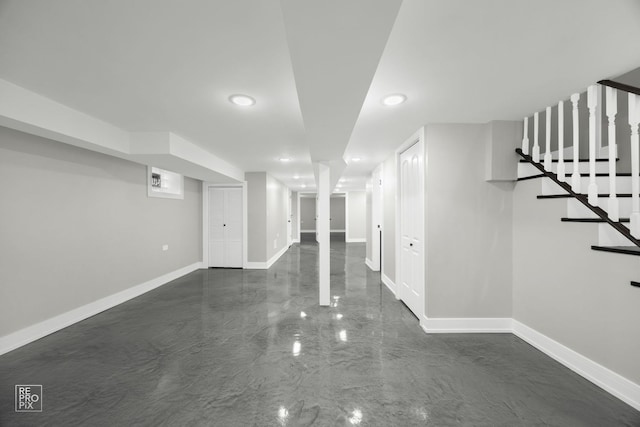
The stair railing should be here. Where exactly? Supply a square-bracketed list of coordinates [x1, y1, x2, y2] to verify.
[520, 78, 640, 240]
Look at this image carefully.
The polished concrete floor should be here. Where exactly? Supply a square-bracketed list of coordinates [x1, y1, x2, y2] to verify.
[1, 242, 639, 426]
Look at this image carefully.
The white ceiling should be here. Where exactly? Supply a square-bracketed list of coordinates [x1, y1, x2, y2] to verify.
[1, 0, 640, 192]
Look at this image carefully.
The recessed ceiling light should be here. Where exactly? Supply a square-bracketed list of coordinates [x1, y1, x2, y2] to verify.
[229, 94, 256, 106]
[293, 175, 300, 180]
[382, 94, 407, 106]
[351, 157, 361, 162]
[339, 179, 345, 183]
[301, 184, 307, 188]
[280, 157, 291, 162]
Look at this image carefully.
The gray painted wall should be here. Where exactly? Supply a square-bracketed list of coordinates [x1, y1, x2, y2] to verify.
[292, 191, 299, 240]
[246, 172, 267, 262]
[513, 178, 640, 384]
[330, 196, 345, 231]
[425, 124, 513, 318]
[300, 197, 316, 232]
[0, 126, 202, 337]
[347, 191, 366, 240]
[382, 156, 396, 282]
[246, 172, 289, 262]
[266, 174, 289, 260]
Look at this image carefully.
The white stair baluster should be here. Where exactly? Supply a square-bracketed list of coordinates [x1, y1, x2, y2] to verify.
[557, 100, 565, 182]
[629, 93, 640, 238]
[544, 106, 552, 170]
[587, 85, 599, 206]
[522, 117, 529, 155]
[571, 93, 581, 192]
[606, 87, 619, 221]
[533, 112, 540, 163]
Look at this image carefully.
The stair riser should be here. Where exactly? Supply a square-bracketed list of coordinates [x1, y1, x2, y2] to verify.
[567, 198, 635, 219]
[598, 223, 635, 246]
[517, 161, 609, 178]
[541, 176, 636, 195]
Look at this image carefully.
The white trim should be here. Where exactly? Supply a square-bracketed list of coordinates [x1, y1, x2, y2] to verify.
[395, 127, 426, 317]
[421, 316, 513, 333]
[513, 320, 640, 411]
[0, 262, 203, 356]
[365, 257, 378, 271]
[202, 182, 247, 269]
[346, 238, 366, 243]
[244, 243, 290, 270]
[300, 229, 316, 233]
[330, 229, 346, 232]
[381, 272, 396, 295]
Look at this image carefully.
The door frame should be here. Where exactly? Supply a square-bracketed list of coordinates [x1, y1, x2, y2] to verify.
[395, 127, 426, 324]
[202, 182, 248, 268]
[371, 164, 383, 271]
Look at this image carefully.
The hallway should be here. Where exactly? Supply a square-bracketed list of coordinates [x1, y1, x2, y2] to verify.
[0, 242, 638, 426]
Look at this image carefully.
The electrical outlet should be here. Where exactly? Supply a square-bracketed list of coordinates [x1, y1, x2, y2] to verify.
[162, 244, 169, 251]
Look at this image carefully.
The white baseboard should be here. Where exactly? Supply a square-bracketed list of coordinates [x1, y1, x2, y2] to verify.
[421, 316, 513, 333]
[266, 244, 289, 269]
[0, 262, 203, 356]
[245, 244, 290, 270]
[365, 257, 379, 271]
[292, 239, 300, 243]
[512, 320, 640, 411]
[346, 238, 366, 243]
[381, 272, 396, 295]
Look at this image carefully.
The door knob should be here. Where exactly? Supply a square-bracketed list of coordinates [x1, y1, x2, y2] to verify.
[223, 224, 226, 227]
[410, 243, 413, 247]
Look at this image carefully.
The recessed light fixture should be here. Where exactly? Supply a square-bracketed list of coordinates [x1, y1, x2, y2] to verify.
[351, 157, 361, 162]
[293, 175, 300, 180]
[229, 94, 256, 107]
[382, 93, 407, 106]
[301, 184, 307, 188]
[279, 157, 291, 162]
[339, 178, 345, 182]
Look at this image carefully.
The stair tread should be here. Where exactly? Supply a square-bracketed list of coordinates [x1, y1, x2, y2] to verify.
[519, 158, 615, 163]
[538, 193, 634, 199]
[561, 217, 630, 223]
[591, 246, 640, 256]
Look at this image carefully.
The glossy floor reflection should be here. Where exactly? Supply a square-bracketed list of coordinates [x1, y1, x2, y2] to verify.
[1, 242, 639, 426]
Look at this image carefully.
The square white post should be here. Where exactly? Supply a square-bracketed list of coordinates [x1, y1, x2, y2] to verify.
[317, 162, 331, 306]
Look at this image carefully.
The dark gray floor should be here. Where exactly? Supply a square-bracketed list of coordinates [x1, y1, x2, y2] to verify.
[1, 242, 639, 426]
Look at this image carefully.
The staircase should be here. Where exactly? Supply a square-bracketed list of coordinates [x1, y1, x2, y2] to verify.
[516, 79, 640, 287]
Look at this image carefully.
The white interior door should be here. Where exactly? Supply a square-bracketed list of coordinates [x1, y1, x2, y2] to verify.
[224, 188, 243, 268]
[287, 191, 292, 245]
[209, 188, 225, 267]
[371, 165, 382, 271]
[399, 142, 424, 318]
[208, 187, 243, 268]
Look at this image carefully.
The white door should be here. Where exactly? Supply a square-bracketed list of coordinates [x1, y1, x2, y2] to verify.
[371, 165, 383, 271]
[208, 187, 243, 268]
[287, 190, 292, 246]
[399, 142, 424, 318]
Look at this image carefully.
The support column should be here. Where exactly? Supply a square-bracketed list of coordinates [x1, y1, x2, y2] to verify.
[317, 162, 331, 306]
